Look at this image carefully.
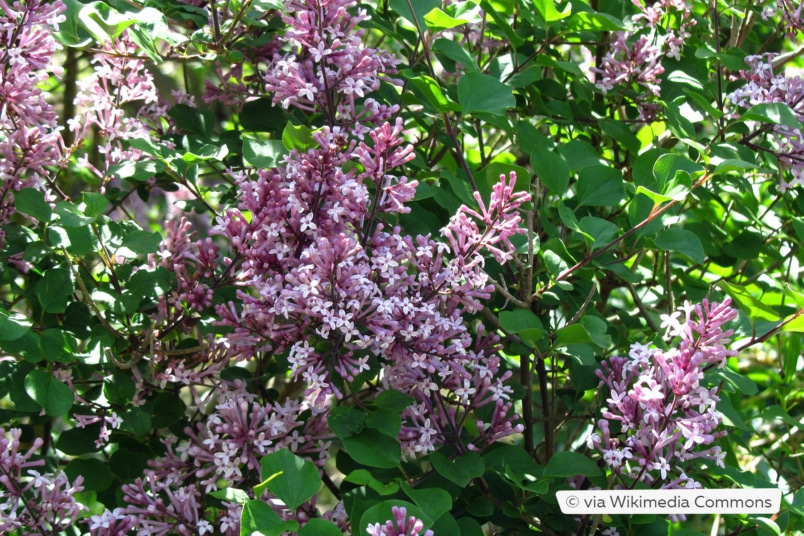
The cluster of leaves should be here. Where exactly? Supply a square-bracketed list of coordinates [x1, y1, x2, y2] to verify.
[2, 0, 804, 535]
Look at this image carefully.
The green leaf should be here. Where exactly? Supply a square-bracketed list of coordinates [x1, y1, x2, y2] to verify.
[55, 201, 92, 227]
[432, 38, 478, 72]
[55, 424, 103, 455]
[242, 138, 288, 168]
[654, 228, 705, 263]
[717, 281, 781, 322]
[241, 499, 299, 536]
[373, 390, 414, 412]
[168, 104, 216, 139]
[104, 372, 136, 405]
[710, 366, 758, 396]
[652, 153, 703, 191]
[554, 317, 610, 349]
[122, 230, 162, 254]
[402, 71, 455, 113]
[110, 448, 150, 480]
[282, 123, 316, 151]
[532, 0, 571, 23]
[41, 328, 78, 363]
[119, 407, 152, 436]
[342, 429, 401, 468]
[298, 518, 342, 536]
[543, 451, 600, 478]
[150, 392, 186, 428]
[257, 448, 321, 511]
[424, 7, 472, 31]
[575, 166, 625, 207]
[579, 217, 619, 251]
[65, 458, 113, 491]
[210, 487, 251, 504]
[240, 98, 285, 133]
[366, 408, 402, 438]
[14, 188, 52, 222]
[599, 120, 641, 154]
[328, 405, 366, 439]
[128, 266, 171, 299]
[24, 369, 74, 417]
[429, 451, 484, 487]
[389, 0, 440, 29]
[499, 309, 543, 347]
[35, 268, 74, 314]
[0, 310, 32, 341]
[403, 487, 453, 523]
[739, 103, 801, 129]
[566, 11, 624, 31]
[458, 72, 515, 116]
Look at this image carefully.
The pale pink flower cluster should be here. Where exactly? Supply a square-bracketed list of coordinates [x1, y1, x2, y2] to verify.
[0, 0, 65, 245]
[262, 0, 401, 132]
[1, 428, 86, 534]
[589, 299, 737, 488]
[728, 54, 804, 190]
[631, 0, 696, 60]
[777, 0, 804, 36]
[592, 32, 665, 119]
[70, 33, 158, 180]
[366, 506, 434, 536]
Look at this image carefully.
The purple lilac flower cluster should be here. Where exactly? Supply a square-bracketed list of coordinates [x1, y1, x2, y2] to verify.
[1, 429, 86, 534]
[366, 506, 434, 536]
[262, 0, 400, 132]
[593, 0, 696, 119]
[775, 0, 804, 36]
[69, 33, 158, 183]
[589, 299, 738, 488]
[728, 54, 804, 191]
[0, 0, 65, 246]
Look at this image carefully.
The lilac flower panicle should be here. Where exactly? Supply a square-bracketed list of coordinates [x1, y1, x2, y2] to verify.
[1, 428, 87, 534]
[778, 0, 804, 35]
[728, 54, 804, 190]
[0, 0, 65, 247]
[366, 506, 434, 536]
[591, 299, 738, 488]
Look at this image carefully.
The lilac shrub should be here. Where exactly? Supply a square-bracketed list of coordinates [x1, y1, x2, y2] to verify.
[589, 299, 738, 488]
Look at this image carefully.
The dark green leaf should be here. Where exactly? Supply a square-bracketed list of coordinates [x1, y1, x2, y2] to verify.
[168, 104, 216, 138]
[34, 268, 74, 313]
[654, 228, 705, 263]
[242, 138, 288, 168]
[458, 72, 515, 116]
[543, 451, 600, 478]
[0, 310, 32, 341]
[104, 372, 136, 405]
[150, 392, 186, 428]
[65, 458, 113, 491]
[257, 448, 321, 511]
[373, 390, 414, 412]
[298, 518, 342, 536]
[576, 166, 625, 207]
[739, 103, 801, 129]
[14, 188, 52, 222]
[122, 230, 162, 254]
[342, 429, 401, 468]
[328, 405, 366, 439]
[241, 499, 298, 536]
[25, 369, 74, 417]
[430, 451, 484, 487]
[717, 281, 781, 322]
